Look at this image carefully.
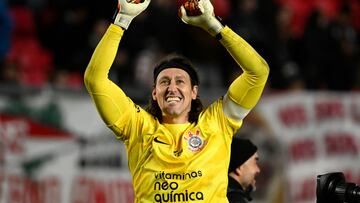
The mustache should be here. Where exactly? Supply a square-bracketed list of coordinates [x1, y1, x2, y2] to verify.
[165, 90, 183, 98]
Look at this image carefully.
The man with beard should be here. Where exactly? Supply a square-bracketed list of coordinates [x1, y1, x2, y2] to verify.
[228, 138, 260, 203]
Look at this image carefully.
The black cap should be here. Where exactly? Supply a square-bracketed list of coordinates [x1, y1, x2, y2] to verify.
[153, 54, 199, 86]
[229, 138, 258, 172]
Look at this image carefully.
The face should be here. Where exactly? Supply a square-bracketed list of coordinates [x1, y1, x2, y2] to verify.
[236, 152, 260, 191]
[152, 68, 198, 123]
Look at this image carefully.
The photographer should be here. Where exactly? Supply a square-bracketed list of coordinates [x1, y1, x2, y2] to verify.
[227, 138, 260, 203]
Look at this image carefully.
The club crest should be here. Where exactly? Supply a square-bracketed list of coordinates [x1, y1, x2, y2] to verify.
[184, 129, 206, 152]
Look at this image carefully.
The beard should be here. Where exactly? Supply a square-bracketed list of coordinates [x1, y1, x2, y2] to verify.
[246, 184, 255, 193]
[162, 101, 191, 118]
[163, 106, 181, 116]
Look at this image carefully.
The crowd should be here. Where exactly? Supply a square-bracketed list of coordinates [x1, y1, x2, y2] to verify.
[1, 0, 360, 91]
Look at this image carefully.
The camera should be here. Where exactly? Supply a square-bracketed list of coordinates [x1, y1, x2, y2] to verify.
[317, 172, 360, 203]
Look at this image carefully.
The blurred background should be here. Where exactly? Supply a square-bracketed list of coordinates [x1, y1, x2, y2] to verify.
[0, 0, 359, 202]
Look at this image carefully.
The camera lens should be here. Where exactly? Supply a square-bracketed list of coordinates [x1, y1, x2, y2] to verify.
[317, 172, 360, 203]
[345, 183, 360, 203]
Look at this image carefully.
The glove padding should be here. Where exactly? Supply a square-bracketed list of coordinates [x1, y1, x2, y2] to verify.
[178, 0, 223, 37]
[114, 0, 151, 30]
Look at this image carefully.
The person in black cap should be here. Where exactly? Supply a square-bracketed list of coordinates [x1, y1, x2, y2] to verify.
[227, 138, 260, 203]
[84, 0, 268, 201]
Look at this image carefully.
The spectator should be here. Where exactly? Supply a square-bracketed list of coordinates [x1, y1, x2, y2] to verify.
[227, 138, 260, 203]
[0, 0, 12, 73]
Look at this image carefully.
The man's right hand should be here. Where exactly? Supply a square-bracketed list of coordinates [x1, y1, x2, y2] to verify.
[114, 0, 151, 30]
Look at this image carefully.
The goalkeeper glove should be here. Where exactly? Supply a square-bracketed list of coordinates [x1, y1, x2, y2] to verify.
[114, 0, 151, 30]
[178, 0, 224, 37]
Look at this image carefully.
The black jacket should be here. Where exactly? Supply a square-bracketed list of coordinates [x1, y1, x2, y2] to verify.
[227, 175, 253, 203]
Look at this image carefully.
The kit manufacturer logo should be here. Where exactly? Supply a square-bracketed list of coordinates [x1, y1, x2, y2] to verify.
[154, 137, 169, 145]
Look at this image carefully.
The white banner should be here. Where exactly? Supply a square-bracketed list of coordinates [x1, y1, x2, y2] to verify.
[0, 114, 133, 203]
[257, 92, 360, 203]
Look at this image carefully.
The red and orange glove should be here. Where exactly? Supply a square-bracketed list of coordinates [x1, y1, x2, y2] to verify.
[178, 0, 224, 37]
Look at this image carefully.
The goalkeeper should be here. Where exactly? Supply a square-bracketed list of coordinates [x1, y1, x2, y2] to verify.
[84, 0, 269, 202]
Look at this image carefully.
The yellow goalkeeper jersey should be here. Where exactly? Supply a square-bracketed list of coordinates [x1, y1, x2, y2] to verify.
[115, 98, 240, 203]
[84, 24, 269, 203]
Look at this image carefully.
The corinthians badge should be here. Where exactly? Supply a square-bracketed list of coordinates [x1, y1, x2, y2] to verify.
[184, 129, 206, 152]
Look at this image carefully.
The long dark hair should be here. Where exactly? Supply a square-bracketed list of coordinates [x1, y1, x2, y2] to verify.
[145, 54, 203, 123]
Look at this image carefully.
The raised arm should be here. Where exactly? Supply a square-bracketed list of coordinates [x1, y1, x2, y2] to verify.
[178, 0, 269, 121]
[219, 27, 269, 120]
[84, 0, 150, 126]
